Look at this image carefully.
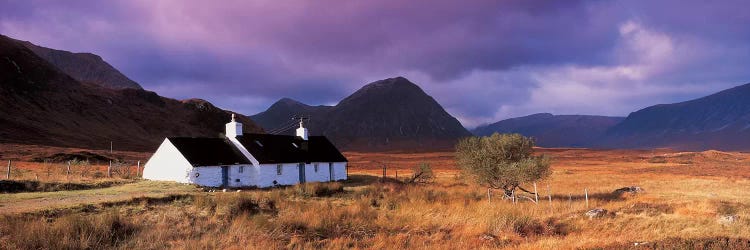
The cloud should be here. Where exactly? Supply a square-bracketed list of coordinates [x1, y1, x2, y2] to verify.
[1, 0, 750, 129]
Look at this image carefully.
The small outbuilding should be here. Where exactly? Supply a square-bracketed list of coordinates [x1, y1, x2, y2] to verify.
[143, 115, 348, 187]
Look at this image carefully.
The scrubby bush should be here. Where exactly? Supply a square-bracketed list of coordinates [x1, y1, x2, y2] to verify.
[456, 133, 550, 199]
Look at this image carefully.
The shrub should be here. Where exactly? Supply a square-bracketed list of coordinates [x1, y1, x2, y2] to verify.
[456, 133, 551, 198]
[295, 182, 345, 198]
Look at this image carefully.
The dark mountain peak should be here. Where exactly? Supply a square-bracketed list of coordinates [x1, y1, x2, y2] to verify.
[273, 97, 310, 108]
[16, 38, 143, 89]
[253, 76, 471, 151]
[337, 77, 431, 108]
[356, 76, 421, 93]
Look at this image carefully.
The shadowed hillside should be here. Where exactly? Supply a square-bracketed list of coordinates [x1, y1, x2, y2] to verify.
[604, 83, 750, 150]
[17, 39, 142, 89]
[0, 34, 263, 151]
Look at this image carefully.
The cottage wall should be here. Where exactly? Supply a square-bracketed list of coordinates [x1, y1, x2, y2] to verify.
[332, 162, 347, 181]
[189, 166, 222, 187]
[303, 162, 329, 182]
[143, 139, 194, 183]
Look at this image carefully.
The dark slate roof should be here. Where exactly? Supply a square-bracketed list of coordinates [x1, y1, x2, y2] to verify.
[168, 137, 251, 166]
[236, 133, 348, 164]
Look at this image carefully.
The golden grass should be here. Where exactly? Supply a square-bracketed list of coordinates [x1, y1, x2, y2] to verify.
[1, 148, 749, 249]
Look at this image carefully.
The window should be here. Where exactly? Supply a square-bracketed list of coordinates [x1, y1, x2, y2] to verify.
[314, 163, 319, 172]
[239, 166, 244, 173]
[277, 164, 283, 175]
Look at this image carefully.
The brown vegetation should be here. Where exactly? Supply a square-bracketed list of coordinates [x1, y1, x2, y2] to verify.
[1, 145, 750, 249]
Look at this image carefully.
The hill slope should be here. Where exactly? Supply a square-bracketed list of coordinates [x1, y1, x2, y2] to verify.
[604, 83, 750, 150]
[473, 113, 624, 147]
[252, 77, 471, 151]
[17, 39, 142, 89]
[250, 98, 332, 133]
[0, 34, 262, 151]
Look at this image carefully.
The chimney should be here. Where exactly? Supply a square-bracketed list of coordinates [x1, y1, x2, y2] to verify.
[225, 113, 242, 138]
[296, 120, 308, 140]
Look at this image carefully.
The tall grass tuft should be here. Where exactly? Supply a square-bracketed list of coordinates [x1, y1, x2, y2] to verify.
[0, 210, 137, 249]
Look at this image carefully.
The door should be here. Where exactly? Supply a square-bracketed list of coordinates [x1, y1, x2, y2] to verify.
[298, 163, 306, 183]
[221, 166, 229, 187]
[329, 163, 334, 181]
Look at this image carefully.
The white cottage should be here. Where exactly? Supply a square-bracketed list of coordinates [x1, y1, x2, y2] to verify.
[143, 115, 348, 188]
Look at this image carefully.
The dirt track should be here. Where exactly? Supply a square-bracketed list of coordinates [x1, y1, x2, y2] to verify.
[0, 181, 197, 214]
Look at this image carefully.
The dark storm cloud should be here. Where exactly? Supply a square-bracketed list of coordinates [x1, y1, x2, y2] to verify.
[2, 0, 750, 127]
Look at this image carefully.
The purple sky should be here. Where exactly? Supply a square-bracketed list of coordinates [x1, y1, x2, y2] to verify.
[2, 0, 750, 128]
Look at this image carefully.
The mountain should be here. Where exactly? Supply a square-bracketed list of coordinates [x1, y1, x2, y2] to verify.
[0, 34, 262, 151]
[604, 83, 750, 150]
[252, 77, 471, 151]
[472, 113, 624, 147]
[17, 39, 142, 89]
[251, 97, 332, 133]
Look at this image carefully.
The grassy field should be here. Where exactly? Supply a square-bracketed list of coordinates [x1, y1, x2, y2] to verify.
[1, 146, 750, 249]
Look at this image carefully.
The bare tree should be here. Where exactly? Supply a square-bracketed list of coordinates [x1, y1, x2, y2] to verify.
[455, 133, 551, 201]
[109, 159, 130, 178]
[407, 162, 434, 184]
[70, 158, 92, 178]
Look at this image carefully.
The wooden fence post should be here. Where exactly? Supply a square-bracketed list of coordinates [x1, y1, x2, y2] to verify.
[547, 184, 552, 214]
[6, 160, 10, 179]
[382, 165, 386, 182]
[568, 193, 573, 211]
[67, 161, 71, 177]
[547, 184, 552, 204]
[108, 160, 112, 178]
[137, 161, 141, 177]
[585, 188, 589, 208]
[487, 188, 492, 203]
[534, 182, 539, 204]
[512, 189, 516, 204]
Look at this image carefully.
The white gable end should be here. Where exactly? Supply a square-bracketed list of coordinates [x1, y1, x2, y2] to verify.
[143, 138, 194, 183]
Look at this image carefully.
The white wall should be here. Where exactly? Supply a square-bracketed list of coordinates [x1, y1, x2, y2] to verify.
[332, 162, 347, 181]
[143, 139, 194, 183]
[188, 166, 220, 187]
[303, 162, 329, 183]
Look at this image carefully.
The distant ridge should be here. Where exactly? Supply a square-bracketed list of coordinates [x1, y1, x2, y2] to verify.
[602, 83, 750, 150]
[472, 113, 624, 147]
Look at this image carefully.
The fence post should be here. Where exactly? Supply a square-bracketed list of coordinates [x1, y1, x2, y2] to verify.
[108, 160, 112, 178]
[137, 160, 141, 177]
[534, 182, 539, 204]
[512, 189, 516, 204]
[568, 193, 572, 211]
[547, 184, 552, 215]
[547, 184, 552, 204]
[382, 164, 386, 182]
[67, 161, 71, 177]
[487, 188, 492, 203]
[6, 160, 10, 179]
[585, 188, 589, 208]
